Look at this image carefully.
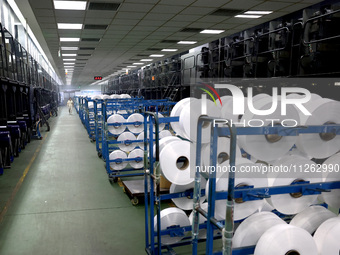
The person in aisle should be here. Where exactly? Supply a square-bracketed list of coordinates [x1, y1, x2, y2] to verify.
[67, 98, 74, 114]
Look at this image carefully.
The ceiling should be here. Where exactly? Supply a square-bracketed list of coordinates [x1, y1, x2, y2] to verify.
[16, 0, 323, 86]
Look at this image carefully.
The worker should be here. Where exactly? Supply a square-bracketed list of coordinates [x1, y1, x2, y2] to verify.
[67, 98, 74, 114]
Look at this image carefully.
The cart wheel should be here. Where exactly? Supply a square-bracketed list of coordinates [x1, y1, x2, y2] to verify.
[131, 197, 139, 206]
[123, 187, 126, 193]
[113, 177, 118, 183]
[98, 152, 102, 158]
[108, 178, 114, 184]
[91, 137, 95, 143]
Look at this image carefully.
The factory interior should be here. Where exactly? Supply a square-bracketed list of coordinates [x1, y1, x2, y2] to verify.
[0, 0, 340, 254]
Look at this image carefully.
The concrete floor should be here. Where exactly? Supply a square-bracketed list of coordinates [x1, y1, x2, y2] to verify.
[0, 107, 146, 255]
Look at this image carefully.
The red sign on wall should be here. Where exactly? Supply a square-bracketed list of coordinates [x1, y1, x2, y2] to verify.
[94, 76, 102, 80]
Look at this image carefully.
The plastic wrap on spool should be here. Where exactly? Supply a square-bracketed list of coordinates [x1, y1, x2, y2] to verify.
[170, 98, 197, 136]
[321, 152, 340, 208]
[254, 224, 317, 255]
[128, 148, 144, 169]
[233, 212, 286, 248]
[206, 158, 268, 221]
[154, 208, 190, 245]
[109, 150, 128, 170]
[159, 130, 172, 139]
[117, 132, 136, 152]
[238, 97, 300, 161]
[314, 217, 340, 255]
[201, 137, 242, 178]
[160, 140, 193, 185]
[127, 113, 144, 133]
[296, 98, 340, 159]
[179, 99, 221, 143]
[290, 205, 336, 234]
[107, 114, 126, 135]
[266, 155, 321, 215]
[170, 177, 207, 210]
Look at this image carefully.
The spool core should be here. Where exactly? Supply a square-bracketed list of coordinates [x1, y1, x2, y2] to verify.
[319, 121, 336, 141]
[176, 156, 189, 170]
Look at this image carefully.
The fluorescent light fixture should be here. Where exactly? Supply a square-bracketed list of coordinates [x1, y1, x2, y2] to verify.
[235, 14, 262, 18]
[60, 37, 80, 42]
[61, 47, 78, 50]
[62, 54, 77, 56]
[54, 1, 86, 10]
[58, 23, 82, 29]
[133, 63, 144, 65]
[63, 59, 76, 61]
[140, 59, 153, 61]
[161, 49, 178, 52]
[177, 41, 197, 44]
[127, 66, 137, 68]
[149, 54, 164, 57]
[244, 11, 273, 15]
[64, 67, 74, 69]
[64, 64, 75, 66]
[200, 29, 225, 34]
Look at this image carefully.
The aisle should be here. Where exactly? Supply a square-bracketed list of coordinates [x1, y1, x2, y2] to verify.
[0, 107, 145, 255]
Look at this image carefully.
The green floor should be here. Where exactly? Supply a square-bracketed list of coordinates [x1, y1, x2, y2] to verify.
[0, 107, 146, 255]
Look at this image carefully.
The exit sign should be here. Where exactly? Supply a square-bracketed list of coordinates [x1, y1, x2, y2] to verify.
[94, 76, 102, 80]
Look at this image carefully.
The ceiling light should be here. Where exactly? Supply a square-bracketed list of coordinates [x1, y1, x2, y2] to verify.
[161, 49, 178, 52]
[235, 14, 262, 18]
[63, 59, 76, 61]
[54, 1, 87, 10]
[60, 38, 80, 42]
[61, 47, 78, 50]
[64, 67, 74, 69]
[140, 59, 153, 62]
[57, 23, 82, 29]
[64, 63, 75, 65]
[149, 54, 164, 57]
[200, 29, 225, 34]
[62, 54, 77, 56]
[133, 63, 144, 65]
[177, 41, 197, 44]
[244, 11, 273, 15]
[127, 66, 137, 68]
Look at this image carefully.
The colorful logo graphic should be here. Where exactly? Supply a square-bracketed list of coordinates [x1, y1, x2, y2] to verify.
[199, 83, 222, 106]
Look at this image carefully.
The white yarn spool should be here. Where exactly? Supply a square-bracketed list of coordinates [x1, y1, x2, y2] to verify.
[127, 113, 144, 133]
[117, 132, 136, 152]
[238, 96, 300, 161]
[254, 224, 317, 255]
[107, 114, 126, 135]
[321, 152, 340, 208]
[296, 98, 340, 159]
[170, 98, 197, 136]
[109, 150, 128, 170]
[206, 158, 268, 221]
[290, 205, 336, 234]
[154, 208, 190, 245]
[159, 130, 172, 139]
[266, 155, 321, 215]
[233, 211, 286, 248]
[179, 99, 221, 143]
[314, 217, 340, 255]
[201, 137, 242, 178]
[160, 140, 193, 185]
[128, 149, 144, 169]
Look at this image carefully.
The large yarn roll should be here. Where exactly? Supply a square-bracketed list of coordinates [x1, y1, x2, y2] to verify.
[313, 217, 340, 255]
[238, 96, 300, 161]
[117, 132, 136, 152]
[127, 113, 144, 133]
[254, 224, 317, 255]
[170, 98, 197, 136]
[321, 152, 340, 208]
[154, 208, 190, 245]
[109, 150, 128, 170]
[107, 114, 126, 135]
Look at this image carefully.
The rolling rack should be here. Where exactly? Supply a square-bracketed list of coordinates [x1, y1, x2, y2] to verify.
[83, 97, 96, 141]
[102, 98, 175, 183]
[144, 114, 340, 255]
